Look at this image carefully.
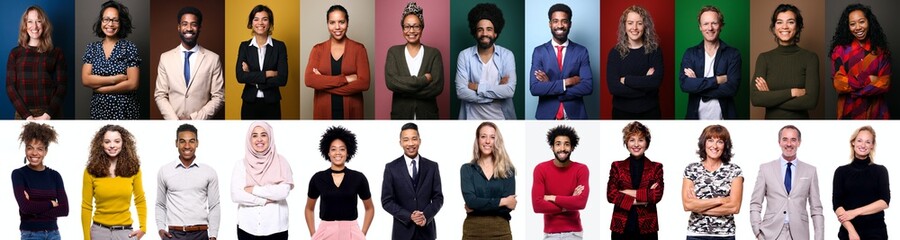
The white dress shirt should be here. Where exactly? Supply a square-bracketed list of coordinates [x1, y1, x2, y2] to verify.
[248, 36, 273, 98]
[230, 159, 293, 236]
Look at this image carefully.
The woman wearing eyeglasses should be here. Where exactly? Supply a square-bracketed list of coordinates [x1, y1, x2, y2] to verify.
[384, 2, 444, 119]
[80, 0, 141, 120]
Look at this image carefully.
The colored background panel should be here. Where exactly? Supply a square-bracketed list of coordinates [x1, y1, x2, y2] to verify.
[824, 0, 900, 119]
[299, 0, 376, 119]
[224, 0, 300, 119]
[749, 0, 826, 119]
[674, 0, 750, 119]
[149, 0, 225, 119]
[599, 1, 676, 119]
[0, 0, 75, 119]
[374, 0, 451, 120]
[449, 0, 525, 119]
[75, 0, 151, 119]
[524, 0, 601, 120]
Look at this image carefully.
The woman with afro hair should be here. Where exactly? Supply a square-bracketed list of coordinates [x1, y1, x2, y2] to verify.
[12, 122, 68, 239]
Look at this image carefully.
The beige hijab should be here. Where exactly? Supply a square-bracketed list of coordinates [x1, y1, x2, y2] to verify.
[244, 121, 292, 187]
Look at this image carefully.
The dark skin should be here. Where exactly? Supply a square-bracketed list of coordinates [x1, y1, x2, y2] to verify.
[467, 19, 509, 91]
[534, 11, 580, 87]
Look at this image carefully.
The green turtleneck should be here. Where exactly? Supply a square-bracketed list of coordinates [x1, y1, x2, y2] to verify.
[750, 44, 820, 119]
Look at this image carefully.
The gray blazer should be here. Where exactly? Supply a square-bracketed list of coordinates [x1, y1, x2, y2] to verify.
[384, 44, 444, 119]
[750, 159, 825, 240]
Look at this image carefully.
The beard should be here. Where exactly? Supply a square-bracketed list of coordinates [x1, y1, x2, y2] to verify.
[552, 28, 569, 43]
[477, 35, 496, 49]
[554, 150, 571, 163]
[179, 30, 199, 48]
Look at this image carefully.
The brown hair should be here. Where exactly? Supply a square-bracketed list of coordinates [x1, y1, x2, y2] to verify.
[470, 122, 515, 179]
[86, 125, 140, 178]
[848, 125, 876, 162]
[19, 122, 57, 147]
[621, 121, 651, 149]
[18, 5, 54, 53]
[697, 5, 724, 27]
[696, 124, 734, 163]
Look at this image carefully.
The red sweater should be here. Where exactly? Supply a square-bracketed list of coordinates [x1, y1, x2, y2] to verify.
[531, 160, 590, 233]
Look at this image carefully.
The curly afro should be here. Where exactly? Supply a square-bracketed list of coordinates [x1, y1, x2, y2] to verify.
[319, 126, 358, 162]
[546, 125, 579, 149]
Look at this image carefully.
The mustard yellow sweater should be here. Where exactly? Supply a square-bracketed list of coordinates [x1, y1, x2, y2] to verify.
[81, 169, 146, 239]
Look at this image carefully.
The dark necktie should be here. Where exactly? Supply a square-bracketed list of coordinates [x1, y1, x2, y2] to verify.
[184, 51, 194, 87]
[411, 160, 419, 188]
[785, 162, 792, 194]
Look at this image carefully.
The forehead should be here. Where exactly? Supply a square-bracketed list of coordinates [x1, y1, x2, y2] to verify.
[700, 11, 719, 22]
[251, 126, 267, 134]
[400, 129, 419, 137]
[779, 128, 799, 137]
[330, 138, 346, 147]
[849, 10, 866, 20]
[476, 19, 494, 28]
[776, 11, 796, 20]
[103, 130, 121, 139]
[550, 11, 569, 20]
[327, 10, 346, 21]
[254, 11, 269, 18]
[626, 11, 642, 21]
[403, 14, 420, 24]
[26, 139, 46, 146]
[177, 130, 197, 139]
[553, 135, 570, 142]
[103, 7, 119, 17]
[478, 125, 496, 134]
[180, 13, 198, 22]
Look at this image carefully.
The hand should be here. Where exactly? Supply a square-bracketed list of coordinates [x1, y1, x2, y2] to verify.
[35, 113, 51, 120]
[650, 183, 659, 189]
[312, 68, 322, 75]
[790, 88, 806, 98]
[116, 74, 128, 84]
[464, 204, 473, 213]
[619, 189, 636, 198]
[754, 77, 769, 91]
[178, 114, 191, 120]
[534, 70, 549, 82]
[26, 115, 35, 120]
[50, 199, 58, 207]
[646, 67, 655, 76]
[129, 229, 145, 239]
[543, 195, 556, 202]
[573, 185, 585, 196]
[870, 75, 878, 82]
[265, 70, 278, 78]
[849, 231, 861, 240]
[468, 82, 478, 91]
[715, 75, 728, 84]
[564, 76, 581, 87]
[838, 209, 859, 223]
[244, 186, 253, 194]
[499, 75, 510, 85]
[424, 73, 432, 82]
[683, 68, 696, 78]
[159, 229, 173, 239]
[23, 190, 29, 200]
[346, 74, 358, 83]
[411, 211, 426, 226]
[241, 62, 249, 72]
[500, 195, 517, 210]
[619, 77, 625, 85]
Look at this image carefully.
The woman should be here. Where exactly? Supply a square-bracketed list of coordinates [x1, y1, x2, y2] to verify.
[606, 5, 664, 119]
[13, 122, 68, 239]
[681, 124, 743, 240]
[384, 2, 444, 119]
[231, 121, 293, 239]
[236, 5, 288, 120]
[7, 6, 66, 120]
[81, 0, 141, 120]
[304, 5, 371, 120]
[81, 125, 145, 239]
[460, 122, 516, 239]
[830, 4, 891, 119]
[749, 4, 819, 119]
[607, 121, 663, 240]
[305, 126, 374, 239]
[833, 126, 889, 240]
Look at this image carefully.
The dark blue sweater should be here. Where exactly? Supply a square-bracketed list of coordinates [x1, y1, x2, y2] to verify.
[11, 165, 69, 231]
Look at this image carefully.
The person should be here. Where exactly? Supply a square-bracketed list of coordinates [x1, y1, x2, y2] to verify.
[305, 126, 374, 239]
[81, 125, 146, 239]
[530, 3, 593, 120]
[305, 5, 371, 120]
[455, 3, 516, 120]
[829, 4, 892, 119]
[606, 5, 664, 119]
[236, 5, 288, 119]
[461, 122, 516, 239]
[154, 7, 224, 120]
[384, 2, 444, 119]
[6, 5, 66, 120]
[156, 124, 220, 240]
[833, 126, 889, 240]
[679, 6, 741, 120]
[750, 4, 819, 119]
[12, 122, 68, 239]
[230, 121, 293, 239]
[532, 125, 589, 239]
[381, 122, 443, 239]
[682, 125, 743, 240]
[749, 125, 824, 240]
[81, 0, 142, 120]
[606, 121, 663, 240]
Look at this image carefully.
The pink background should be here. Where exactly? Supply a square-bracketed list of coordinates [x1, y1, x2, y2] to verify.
[374, 0, 451, 119]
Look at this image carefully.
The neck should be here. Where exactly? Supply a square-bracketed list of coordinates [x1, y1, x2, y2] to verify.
[27, 163, 45, 171]
[181, 42, 196, 50]
[405, 153, 418, 159]
[553, 158, 571, 168]
[103, 37, 118, 44]
[254, 35, 267, 46]
[628, 39, 643, 48]
[331, 37, 345, 45]
[179, 156, 195, 167]
[28, 38, 41, 48]
[704, 39, 719, 50]
[478, 44, 494, 54]
[778, 40, 794, 47]
[855, 154, 869, 160]
[552, 37, 567, 45]
[330, 164, 346, 171]
[406, 41, 421, 49]
[783, 154, 796, 161]
[704, 158, 722, 165]
[479, 155, 493, 165]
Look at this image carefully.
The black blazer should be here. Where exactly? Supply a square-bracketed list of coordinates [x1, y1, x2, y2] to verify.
[381, 155, 444, 240]
[384, 45, 444, 119]
[236, 38, 288, 103]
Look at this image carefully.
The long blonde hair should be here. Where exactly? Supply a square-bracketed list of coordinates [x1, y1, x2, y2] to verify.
[848, 126, 876, 162]
[18, 6, 54, 53]
[470, 122, 515, 179]
[615, 5, 659, 58]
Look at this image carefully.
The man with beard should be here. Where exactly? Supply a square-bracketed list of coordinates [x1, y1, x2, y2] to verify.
[381, 122, 444, 239]
[455, 3, 517, 120]
[532, 125, 589, 239]
[530, 3, 593, 120]
[750, 125, 824, 240]
[156, 124, 221, 240]
[154, 7, 224, 120]
[679, 6, 741, 119]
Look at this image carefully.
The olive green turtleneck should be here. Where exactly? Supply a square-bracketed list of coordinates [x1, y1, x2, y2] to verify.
[750, 44, 820, 119]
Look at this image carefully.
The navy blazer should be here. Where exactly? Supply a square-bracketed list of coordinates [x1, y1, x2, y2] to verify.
[529, 40, 594, 119]
[381, 155, 444, 240]
[679, 40, 741, 119]
[236, 38, 289, 103]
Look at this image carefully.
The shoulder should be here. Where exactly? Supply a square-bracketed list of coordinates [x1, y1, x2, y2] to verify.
[271, 38, 286, 47]
[386, 156, 404, 167]
[423, 45, 442, 57]
[199, 46, 221, 59]
[569, 41, 588, 52]
[346, 38, 366, 49]
[348, 169, 368, 179]
[10, 166, 26, 176]
[387, 45, 405, 54]
[797, 47, 819, 59]
[494, 44, 513, 55]
[645, 158, 664, 168]
[119, 39, 138, 48]
[532, 41, 550, 51]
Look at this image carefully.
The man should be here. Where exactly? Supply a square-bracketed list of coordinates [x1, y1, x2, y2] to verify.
[156, 124, 220, 240]
[750, 125, 824, 240]
[154, 7, 224, 120]
[530, 3, 593, 120]
[679, 6, 741, 119]
[382, 122, 444, 240]
[532, 125, 589, 239]
[455, 3, 517, 120]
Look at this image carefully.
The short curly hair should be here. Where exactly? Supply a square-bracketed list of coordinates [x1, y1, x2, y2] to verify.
[319, 126, 358, 162]
[621, 121, 650, 149]
[19, 122, 58, 147]
[467, 3, 504, 38]
[696, 124, 734, 164]
[93, 0, 133, 39]
[546, 125, 579, 149]
[401, 2, 424, 29]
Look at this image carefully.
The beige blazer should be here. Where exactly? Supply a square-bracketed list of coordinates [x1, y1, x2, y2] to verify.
[154, 45, 224, 120]
[749, 159, 825, 240]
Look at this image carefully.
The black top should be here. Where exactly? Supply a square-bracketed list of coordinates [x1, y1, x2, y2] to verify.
[308, 168, 371, 221]
[833, 158, 890, 239]
[331, 56, 344, 119]
[605, 46, 664, 114]
[626, 155, 644, 232]
[12, 165, 69, 231]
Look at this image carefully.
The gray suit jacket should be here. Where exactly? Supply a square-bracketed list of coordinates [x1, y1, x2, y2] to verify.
[750, 159, 825, 240]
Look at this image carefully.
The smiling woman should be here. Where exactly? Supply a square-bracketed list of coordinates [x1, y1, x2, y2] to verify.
[829, 4, 892, 119]
[7, 5, 67, 120]
[81, 0, 142, 120]
[12, 122, 68, 240]
[681, 124, 743, 240]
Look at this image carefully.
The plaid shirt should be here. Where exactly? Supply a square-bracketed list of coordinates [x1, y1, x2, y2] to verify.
[6, 46, 66, 118]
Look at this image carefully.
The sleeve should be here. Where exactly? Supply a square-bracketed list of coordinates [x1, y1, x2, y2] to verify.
[606, 162, 635, 211]
[231, 161, 266, 206]
[48, 50, 66, 116]
[324, 44, 371, 96]
[606, 50, 645, 98]
[207, 170, 221, 238]
[561, 48, 594, 100]
[422, 162, 443, 223]
[475, 50, 516, 99]
[11, 170, 53, 215]
[304, 44, 346, 90]
[154, 56, 177, 120]
[81, 170, 93, 240]
[877, 165, 891, 204]
[82, 43, 94, 64]
[553, 165, 589, 211]
[461, 164, 501, 212]
[235, 43, 266, 85]
[852, 53, 891, 97]
[268, 42, 289, 88]
[832, 46, 852, 94]
[809, 167, 825, 240]
[6, 49, 31, 117]
[699, 49, 742, 99]
[455, 51, 492, 104]
[380, 164, 412, 225]
[155, 168, 168, 230]
[529, 47, 565, 97]
[192, 56, 225, 120]
[251, 183, 292, 201]
[622, 49, 664, 90]
[531, 164, 562, 214]
[750, 53, 794, 107]
[832, 167, 845, 211]
[636, 162, 664, 204]
[46, 171, 69, 218]
[384, 47, 428, 94]
[125, 42, 141, 68]
[358, 173, 372, 200]
[307, 174, 321, 199]
[749, 165, 767, 235]
[416, 50, 445, 99]
[778, 52, 819, 110]
[133, 170, 147, 233]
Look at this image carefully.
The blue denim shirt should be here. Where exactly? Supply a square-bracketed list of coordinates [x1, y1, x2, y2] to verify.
[455, 44, 517, 119]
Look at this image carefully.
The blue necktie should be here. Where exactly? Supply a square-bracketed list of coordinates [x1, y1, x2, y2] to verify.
[785, 162, 792, 194]
[184, 51, 193, 87]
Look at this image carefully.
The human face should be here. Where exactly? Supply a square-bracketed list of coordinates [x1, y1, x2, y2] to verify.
[852, 130, 874, 159]
[477, 126, 496, 157]
[101, 7, 120, 38]
[178, 13, 201, 48]
[779, 128, 800, 161]
[401, 14, 422, 45]
[25, 139, 47, 169]
[102, 131, 123, 158]
[252, 11, 270, 37]
[626, 134, 647, 157]
[699, 11, 721, 43]
[176, 131, 198, 162]
[329, 139, 347, 167]
[625, 12, 644, 45]
[704, 137, 725, 161]
[848, 10, 868, 41]
[549, 11, 570, 44]
[25, 10, 44, 42]
[400, 129, 420, 159]
[475, 19, 497, 49]
[327, 10, 348, 41]
[774, 11, 797, 46]
[552, 136, 573, 163]
[250, 126, 269, 153]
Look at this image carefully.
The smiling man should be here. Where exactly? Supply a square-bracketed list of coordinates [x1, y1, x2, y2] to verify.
[381, 122, 444, 239]
[154, 7, 224, 120]
[532, 125, 589, 239]
[679, 5, 742, 120]
[530, 3, 593, 120]
[455, 3, 517, 120]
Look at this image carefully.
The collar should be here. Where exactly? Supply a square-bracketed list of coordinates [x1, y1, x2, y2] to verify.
[178, 43, 200, 53]
[854, 39, 872, 52]
[175, 160, 199, 169]
[248, 35, 273, 48]
[404, 154, 420, 165]
[470, 44, 502, 58]
[780, 156, 799, 167]
[551, 39, 570, 48]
